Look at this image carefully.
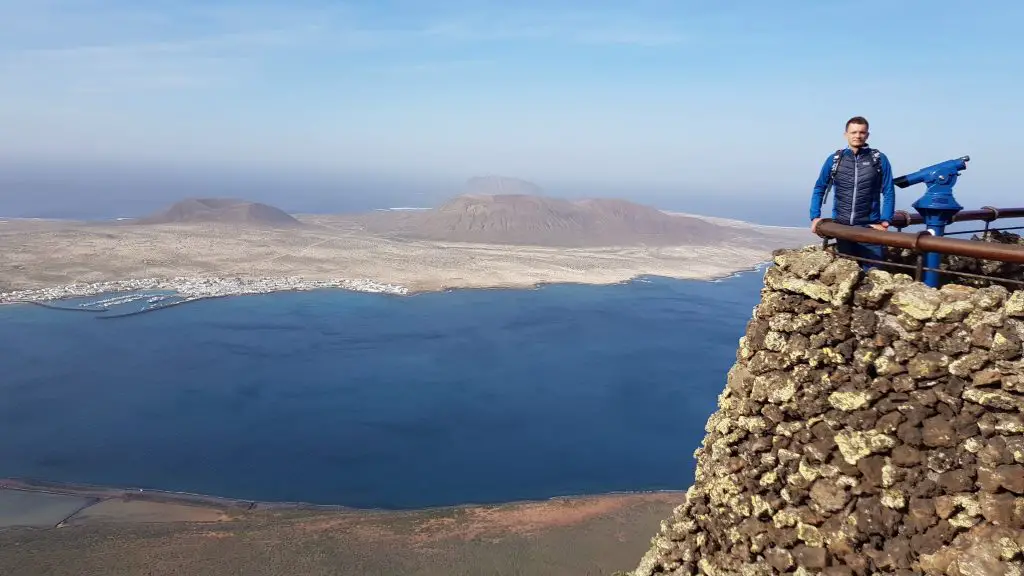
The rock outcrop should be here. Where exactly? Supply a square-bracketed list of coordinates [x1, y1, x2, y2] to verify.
[356, 193, 814, 249]
[463, 175, 544, 197]
[631, 246, 1024, 575]
[358, 193, 738, 247]
[133, 198, 302, 228]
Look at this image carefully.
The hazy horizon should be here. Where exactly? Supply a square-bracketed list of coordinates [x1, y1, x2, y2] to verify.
[0, 158, 822, 226]
[2, 1, 1021, 226]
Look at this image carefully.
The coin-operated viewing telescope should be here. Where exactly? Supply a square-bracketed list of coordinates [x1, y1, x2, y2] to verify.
[894, 156, 970, 287]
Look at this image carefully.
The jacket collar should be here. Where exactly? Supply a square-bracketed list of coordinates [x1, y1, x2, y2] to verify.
[845, 145, 872, 157]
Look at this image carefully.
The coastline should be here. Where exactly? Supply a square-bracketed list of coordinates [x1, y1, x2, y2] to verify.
[0, 477, 686, 517]
[0, 276, 409, 310]
[1, 216, 813, 312]
[0, 477, 683, 576]
[0, 261, 770, 313]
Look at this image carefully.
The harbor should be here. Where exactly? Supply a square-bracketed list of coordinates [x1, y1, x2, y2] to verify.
[0, 276, 410, 317]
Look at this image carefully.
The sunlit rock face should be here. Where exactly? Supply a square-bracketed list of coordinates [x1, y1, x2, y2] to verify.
[631, 246, 1024, 576]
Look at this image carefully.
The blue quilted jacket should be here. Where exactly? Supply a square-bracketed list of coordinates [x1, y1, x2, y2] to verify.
[809, 146, 895, 225]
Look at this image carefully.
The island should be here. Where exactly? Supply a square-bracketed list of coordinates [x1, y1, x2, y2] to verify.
[0, 178, 814, 307]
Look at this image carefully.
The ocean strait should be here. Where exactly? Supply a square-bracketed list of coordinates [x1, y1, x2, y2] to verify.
[0, 269, 764, 510]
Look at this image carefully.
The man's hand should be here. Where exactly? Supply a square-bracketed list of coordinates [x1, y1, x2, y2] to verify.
[869, 221, 890, 231]
[811, 218, 822, 234]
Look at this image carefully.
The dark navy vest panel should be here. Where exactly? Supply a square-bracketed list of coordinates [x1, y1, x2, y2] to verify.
[833, 148, 882, 225]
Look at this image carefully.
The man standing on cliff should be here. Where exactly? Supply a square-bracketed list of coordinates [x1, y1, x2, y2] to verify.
[809, 116, 895, 266]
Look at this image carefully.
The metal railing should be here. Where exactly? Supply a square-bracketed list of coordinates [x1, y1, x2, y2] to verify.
[813, 206, 1024, 288]
[891, 206, 1024, 237]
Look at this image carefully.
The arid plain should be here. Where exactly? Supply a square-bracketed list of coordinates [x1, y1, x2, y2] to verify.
[0, 482, 682, 576]
[0, 196, 813, 298]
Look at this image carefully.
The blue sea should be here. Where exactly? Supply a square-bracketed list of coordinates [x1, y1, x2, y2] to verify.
[0, 271, 763, 509]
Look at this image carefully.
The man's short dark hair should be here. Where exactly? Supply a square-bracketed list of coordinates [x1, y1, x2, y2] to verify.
[846, 116, 869, 130]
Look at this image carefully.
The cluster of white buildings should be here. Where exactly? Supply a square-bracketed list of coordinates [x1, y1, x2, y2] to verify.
[0, 276, 409, 306]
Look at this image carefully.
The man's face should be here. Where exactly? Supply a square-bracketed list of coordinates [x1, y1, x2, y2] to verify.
[845, 122, 869, 148]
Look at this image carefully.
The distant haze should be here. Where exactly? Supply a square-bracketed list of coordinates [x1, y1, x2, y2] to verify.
[0, 160, 815, 227]
[0, 159, 450, 220]
[462, 176, 543, 197]
[1, 2, 1020, 226]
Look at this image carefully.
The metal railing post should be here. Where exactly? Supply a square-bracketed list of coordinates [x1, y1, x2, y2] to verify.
[812, 206, 1024, 288]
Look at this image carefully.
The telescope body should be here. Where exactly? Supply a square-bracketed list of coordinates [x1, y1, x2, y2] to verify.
[892, 156, 970, 287]
[894, 156, 969, 189]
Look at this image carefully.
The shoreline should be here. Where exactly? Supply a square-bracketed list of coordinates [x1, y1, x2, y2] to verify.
[0, 476, 687, 518]
[0, 276, 409, 311]
[0, 477, 685, 576]
[0, 263, 768, 314]
[2, 216, 811, 312]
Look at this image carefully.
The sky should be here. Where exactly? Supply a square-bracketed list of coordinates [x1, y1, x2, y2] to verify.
[1, 0, 1023, 223]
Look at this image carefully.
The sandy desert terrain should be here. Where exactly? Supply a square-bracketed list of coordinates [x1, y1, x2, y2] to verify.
[0, 482, 681, 576]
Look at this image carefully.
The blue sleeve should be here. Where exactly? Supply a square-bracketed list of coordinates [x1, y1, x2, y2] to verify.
[809, 154, 833, 220]
[880, 154, 895, 222]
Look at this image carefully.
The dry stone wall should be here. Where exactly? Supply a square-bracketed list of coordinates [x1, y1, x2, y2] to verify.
[631, 246, 1024, 576]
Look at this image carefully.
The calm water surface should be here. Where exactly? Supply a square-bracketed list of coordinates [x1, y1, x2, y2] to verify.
[0, 272, 763, 508]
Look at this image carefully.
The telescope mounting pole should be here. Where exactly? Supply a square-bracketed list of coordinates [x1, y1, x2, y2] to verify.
[911, 173, 963, 288]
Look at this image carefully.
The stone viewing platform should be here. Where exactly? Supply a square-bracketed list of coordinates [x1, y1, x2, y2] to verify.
[630, 246, 1024, 575]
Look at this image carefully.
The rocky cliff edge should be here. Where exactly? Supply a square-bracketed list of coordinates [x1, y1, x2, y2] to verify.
[631, 246, 1024, 576]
